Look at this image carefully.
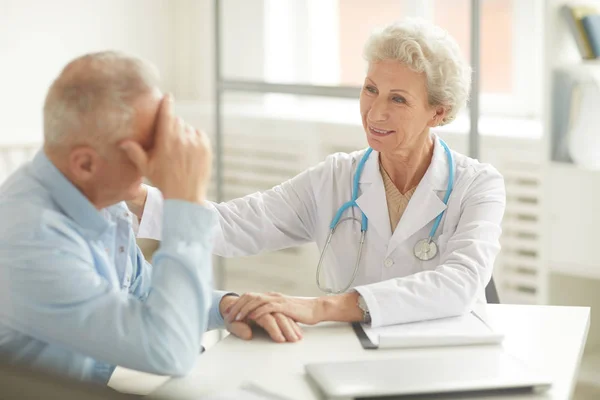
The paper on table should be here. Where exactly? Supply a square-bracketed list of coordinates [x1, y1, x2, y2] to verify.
[361, 311, 504, 349]
[198, 382, 291, 400]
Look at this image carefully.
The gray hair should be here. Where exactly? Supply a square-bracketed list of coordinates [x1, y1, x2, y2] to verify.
[363, 19, 472, 125]
[43, 51, 160, 147]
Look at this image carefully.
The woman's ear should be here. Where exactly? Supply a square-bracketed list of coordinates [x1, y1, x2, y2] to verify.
[430, 106, 448, 127]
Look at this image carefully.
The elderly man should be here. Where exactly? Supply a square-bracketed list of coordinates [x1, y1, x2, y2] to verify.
[0, 51, 299, 385]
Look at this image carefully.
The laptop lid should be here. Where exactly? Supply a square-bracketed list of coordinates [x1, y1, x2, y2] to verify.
[305, 348, 551, 399]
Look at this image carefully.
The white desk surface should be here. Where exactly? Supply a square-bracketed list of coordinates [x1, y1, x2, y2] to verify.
[110, 304, 590, 400]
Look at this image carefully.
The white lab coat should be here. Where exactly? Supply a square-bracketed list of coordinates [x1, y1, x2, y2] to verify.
[138, 135, 506, 328]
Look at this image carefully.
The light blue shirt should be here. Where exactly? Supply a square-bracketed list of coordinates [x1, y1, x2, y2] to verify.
[0, 151, 227, 384]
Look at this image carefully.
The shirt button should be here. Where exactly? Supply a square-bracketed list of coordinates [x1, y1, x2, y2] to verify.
[119, 246, 125, 253]
[384, 258, 394, 268]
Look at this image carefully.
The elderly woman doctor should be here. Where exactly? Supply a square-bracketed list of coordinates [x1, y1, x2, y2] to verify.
[127, 19, 505, 334]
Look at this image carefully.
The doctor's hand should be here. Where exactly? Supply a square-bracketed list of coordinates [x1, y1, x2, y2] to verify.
[120, 94, 212, 204]
[125, 184, 148, 221]
[220, 295, 303, 343]
[224, 292, 325, 326]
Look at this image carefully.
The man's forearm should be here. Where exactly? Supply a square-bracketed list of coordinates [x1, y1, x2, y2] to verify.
[204, 291, 237, 331]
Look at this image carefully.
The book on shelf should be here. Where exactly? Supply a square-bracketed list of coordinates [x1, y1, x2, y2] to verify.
[582, 14, 600, 58]
[561, 4, 598, 59]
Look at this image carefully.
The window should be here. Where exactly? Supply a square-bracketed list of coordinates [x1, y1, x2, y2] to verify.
[221, 0, 543, 118]
[336, 0, 516, 92]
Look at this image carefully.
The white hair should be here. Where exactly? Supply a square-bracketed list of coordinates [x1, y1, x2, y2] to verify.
[43, 51, 160, 147]
[363, 19, 472, 125]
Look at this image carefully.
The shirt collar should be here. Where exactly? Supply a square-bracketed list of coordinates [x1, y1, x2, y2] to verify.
[358, 133, 451, 191]
[31, 150, 112, 239]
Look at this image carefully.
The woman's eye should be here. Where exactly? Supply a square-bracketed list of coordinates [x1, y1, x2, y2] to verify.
[392, 96, 406, 104]
[365, 86, 377, 94]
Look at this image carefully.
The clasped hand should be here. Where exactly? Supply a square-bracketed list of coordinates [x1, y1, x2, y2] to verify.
[219, 292, 324, 343]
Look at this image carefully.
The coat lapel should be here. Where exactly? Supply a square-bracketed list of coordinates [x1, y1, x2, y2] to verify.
[385, 135, 453, 256]
[386, 184, 447, 256]
[354, 150, 392, 243]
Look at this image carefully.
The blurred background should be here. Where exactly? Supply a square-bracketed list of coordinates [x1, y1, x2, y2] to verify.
[1, 0, 600, 398]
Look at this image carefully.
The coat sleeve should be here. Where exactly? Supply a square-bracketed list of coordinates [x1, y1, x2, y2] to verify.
[210, 159, 329, 257]
[136, 157, 343, 257]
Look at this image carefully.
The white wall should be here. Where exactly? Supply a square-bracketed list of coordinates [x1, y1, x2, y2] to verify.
[0, 0, 175, 145]
[170, 0, 213, 101]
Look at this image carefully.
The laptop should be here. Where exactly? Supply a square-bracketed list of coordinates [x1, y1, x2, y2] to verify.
[305, 349, 552, 399]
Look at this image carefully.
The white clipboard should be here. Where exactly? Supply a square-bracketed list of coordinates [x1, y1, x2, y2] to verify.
[353, 310, 504, 350]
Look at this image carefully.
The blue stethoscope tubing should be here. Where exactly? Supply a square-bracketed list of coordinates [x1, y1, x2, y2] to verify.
[316, 139, 454, 294]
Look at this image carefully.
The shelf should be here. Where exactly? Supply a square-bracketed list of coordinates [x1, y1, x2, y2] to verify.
[550, 161, 600, 174]
[550, 263, 600, 281]
[578, 351, 600, 388]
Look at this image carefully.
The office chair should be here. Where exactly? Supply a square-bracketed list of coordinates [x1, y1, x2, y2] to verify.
[0, 360, 143, 400]
[485, 277, 500, 304]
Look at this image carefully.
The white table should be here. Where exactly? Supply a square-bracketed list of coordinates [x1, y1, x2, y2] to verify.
[112, 304, 590, 399]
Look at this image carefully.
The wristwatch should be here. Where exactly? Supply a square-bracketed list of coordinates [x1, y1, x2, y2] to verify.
[357, 294, 371, 324]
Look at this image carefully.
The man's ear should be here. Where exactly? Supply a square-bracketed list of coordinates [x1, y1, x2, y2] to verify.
[68, 146, 99, 182]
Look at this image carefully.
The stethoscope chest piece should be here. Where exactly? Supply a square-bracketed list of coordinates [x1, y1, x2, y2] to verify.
[413, 238, 438, 261]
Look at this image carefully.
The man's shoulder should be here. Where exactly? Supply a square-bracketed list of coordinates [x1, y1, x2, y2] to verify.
[0, 166, 84, 246]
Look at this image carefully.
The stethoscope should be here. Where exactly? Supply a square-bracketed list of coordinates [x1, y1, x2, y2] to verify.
[316, 140, 454, 294]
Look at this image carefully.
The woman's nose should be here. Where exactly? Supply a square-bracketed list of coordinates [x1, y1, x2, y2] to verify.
[368, 98, 389, 122]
